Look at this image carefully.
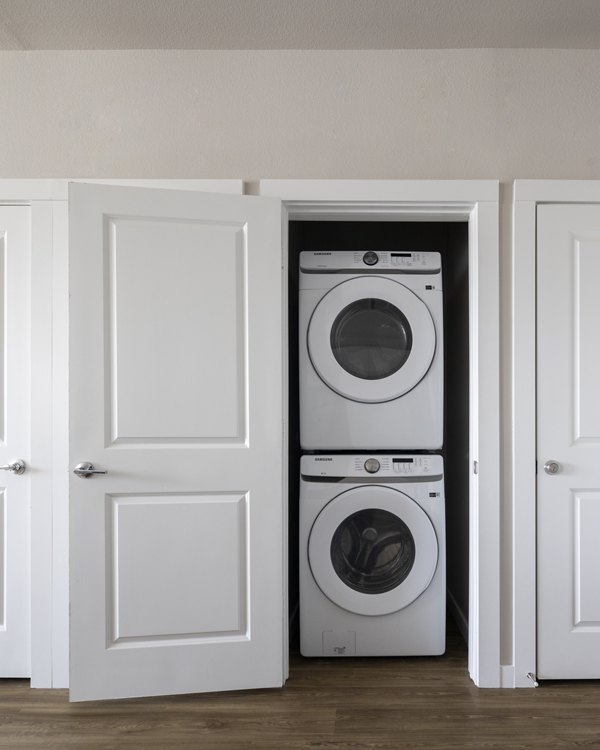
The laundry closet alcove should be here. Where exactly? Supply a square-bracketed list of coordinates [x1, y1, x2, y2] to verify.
[0, 178, 500, 699]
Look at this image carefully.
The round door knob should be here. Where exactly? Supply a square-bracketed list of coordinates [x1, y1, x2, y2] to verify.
[544, 460, 561, 475]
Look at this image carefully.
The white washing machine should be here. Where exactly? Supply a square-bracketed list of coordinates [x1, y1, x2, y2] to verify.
[299, 250, 443, 450]
[300, 453, 445, 657]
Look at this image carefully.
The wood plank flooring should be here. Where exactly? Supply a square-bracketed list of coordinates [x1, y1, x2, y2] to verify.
[2, 630, 600, 750]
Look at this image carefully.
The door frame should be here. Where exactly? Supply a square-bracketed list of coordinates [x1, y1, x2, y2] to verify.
[0, 179, 243, 688]
[512, 180, 600, 687]
[0, 177, 502, 689]
[260, 179, 501, 688]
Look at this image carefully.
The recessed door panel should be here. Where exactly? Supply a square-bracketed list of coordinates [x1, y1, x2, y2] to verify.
[108, 217, 246, 445]
[574, 239, 600, 441]
[573, 491, 600, 627]
[108, 493, 247, 643]
[0, 490, 4, 628]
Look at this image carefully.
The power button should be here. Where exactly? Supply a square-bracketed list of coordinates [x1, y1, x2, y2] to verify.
[364, 458, 380, 474]
[363, 251, 379, 266]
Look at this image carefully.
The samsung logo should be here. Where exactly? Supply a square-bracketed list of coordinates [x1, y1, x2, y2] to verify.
[315, 457, 333, 461]
[314, 252, 332, 255]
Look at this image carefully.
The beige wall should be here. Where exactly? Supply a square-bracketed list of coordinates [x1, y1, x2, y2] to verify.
[3, 49, 599, 672]
[1, 50, 599, 179]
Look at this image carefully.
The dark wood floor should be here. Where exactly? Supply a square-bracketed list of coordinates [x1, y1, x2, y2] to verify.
[2, 630, 600, 750]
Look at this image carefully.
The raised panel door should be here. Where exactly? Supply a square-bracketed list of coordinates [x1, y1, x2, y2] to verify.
[537, 204, 600, 678]
[69, 183, 284, 700]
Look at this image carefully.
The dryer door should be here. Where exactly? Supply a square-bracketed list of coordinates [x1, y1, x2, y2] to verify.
[307, 276, 436, 403]
[308, 485, 438, 616]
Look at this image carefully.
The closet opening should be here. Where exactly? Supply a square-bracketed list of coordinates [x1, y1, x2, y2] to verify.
[286, 219, 470, 659]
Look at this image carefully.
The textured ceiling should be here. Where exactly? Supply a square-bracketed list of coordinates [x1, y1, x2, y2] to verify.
[0, 0, 599, 50]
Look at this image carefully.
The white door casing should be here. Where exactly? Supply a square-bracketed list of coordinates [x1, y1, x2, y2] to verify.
[69, 183, 284, 700]
[261, 179, 501, 688]
[537, 203, 600, 679]
[0, 207, 31, 677]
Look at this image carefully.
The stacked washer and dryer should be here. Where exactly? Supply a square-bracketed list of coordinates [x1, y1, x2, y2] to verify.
[298, 250, 446, 657]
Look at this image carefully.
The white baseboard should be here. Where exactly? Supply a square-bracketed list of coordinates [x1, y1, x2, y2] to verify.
[501, 664, 516, 688]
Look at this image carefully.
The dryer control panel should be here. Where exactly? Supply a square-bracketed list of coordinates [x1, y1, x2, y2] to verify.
[301, 454, 443, 479]
[300, 250, 441, 273]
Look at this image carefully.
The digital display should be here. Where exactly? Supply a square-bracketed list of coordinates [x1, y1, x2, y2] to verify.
[393, 458, 414, 464]
[391, 253, 411, 257]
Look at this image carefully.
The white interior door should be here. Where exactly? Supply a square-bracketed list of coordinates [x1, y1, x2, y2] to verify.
[69, 183, 284, 701]
[0, 207, 30, 677]
[537, 203, 600, 679]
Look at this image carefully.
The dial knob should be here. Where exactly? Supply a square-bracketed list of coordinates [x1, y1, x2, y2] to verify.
[364, 458, 380, 474]
[363, 251, 379, 266]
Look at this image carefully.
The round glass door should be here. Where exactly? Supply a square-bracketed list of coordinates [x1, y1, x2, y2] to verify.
[308, 485, 438, 616]
[308, 277, 436, 403]
[330, 299, 413, 380]
[330, 508, 416, 594]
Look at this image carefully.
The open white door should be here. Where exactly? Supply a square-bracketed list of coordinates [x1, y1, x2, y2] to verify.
[537, 204, 600, 679]
[69, 183, 284, 701]
[0, 207, 30, 677]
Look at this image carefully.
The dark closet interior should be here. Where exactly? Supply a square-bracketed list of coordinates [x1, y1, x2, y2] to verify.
[287, 219, 470, 650]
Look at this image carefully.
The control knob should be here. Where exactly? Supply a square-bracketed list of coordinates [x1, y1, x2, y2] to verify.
[364, 458, 380, 474]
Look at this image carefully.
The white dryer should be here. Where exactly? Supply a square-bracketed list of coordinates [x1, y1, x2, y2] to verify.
[299, 250, 443, 450]
[300, 454, 445, 657]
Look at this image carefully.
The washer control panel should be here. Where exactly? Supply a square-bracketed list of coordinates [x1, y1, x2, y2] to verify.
[362, 251, 379, 266]
[301, 454, 443, 479]
[364, 457, 381, 473]
[300, 250, 441, 273]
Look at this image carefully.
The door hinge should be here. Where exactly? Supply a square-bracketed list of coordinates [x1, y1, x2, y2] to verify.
[473, 460, 479, 475]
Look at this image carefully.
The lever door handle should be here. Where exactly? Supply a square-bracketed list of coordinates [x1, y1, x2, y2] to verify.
[73, 462, 108, 479]
[0, 459, 26, 475]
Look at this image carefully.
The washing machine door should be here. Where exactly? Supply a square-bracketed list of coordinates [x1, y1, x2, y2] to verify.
[307, 276, 436, 403]
[308, 485, 438, 616]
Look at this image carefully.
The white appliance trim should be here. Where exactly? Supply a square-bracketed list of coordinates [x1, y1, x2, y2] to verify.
[262, 178, 500, 688]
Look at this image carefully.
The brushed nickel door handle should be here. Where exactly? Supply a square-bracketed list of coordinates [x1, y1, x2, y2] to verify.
[0, 459, 26, 475]
[73, 462, 108, 479]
